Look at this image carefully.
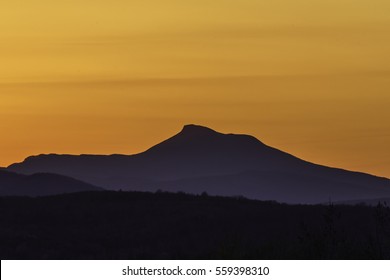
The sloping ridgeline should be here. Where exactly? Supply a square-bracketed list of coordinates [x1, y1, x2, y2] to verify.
[7, 125, 390, 204]
[0, 170, 102, 196]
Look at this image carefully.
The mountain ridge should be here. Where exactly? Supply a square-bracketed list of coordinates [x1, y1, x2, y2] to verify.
[0, 170, 103, 196]
[6, 124, 390, 203]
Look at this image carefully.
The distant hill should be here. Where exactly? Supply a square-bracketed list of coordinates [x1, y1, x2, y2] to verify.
[0, 170, 102, 196]
[7, 124, 390, 204]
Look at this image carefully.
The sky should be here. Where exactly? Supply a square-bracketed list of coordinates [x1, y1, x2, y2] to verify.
[0, 0, 389, 178]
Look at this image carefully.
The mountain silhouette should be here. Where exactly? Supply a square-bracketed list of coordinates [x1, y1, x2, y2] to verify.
[7, 124, 390, 203]
[0, 170, 102, 196]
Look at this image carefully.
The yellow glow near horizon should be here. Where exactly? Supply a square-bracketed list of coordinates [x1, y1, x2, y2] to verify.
[0, 0, 389, 177]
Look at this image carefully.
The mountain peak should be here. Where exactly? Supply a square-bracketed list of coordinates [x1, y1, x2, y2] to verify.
[180, 124, 220, 137]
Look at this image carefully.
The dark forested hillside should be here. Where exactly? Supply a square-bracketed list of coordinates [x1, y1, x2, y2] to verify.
[1, 191, 389, 260]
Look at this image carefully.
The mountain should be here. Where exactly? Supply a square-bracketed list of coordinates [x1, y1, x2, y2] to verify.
[7, 124, 390, 203]
[0, 170, 102, 196]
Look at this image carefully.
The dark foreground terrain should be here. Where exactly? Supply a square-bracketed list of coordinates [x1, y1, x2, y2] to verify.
[1, 191, 389, 259]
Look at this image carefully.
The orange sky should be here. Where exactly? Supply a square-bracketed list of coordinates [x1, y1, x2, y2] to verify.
[1, 0, 389, 177]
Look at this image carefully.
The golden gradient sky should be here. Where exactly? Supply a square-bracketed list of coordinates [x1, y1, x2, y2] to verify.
[1, 0, 389, 177]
